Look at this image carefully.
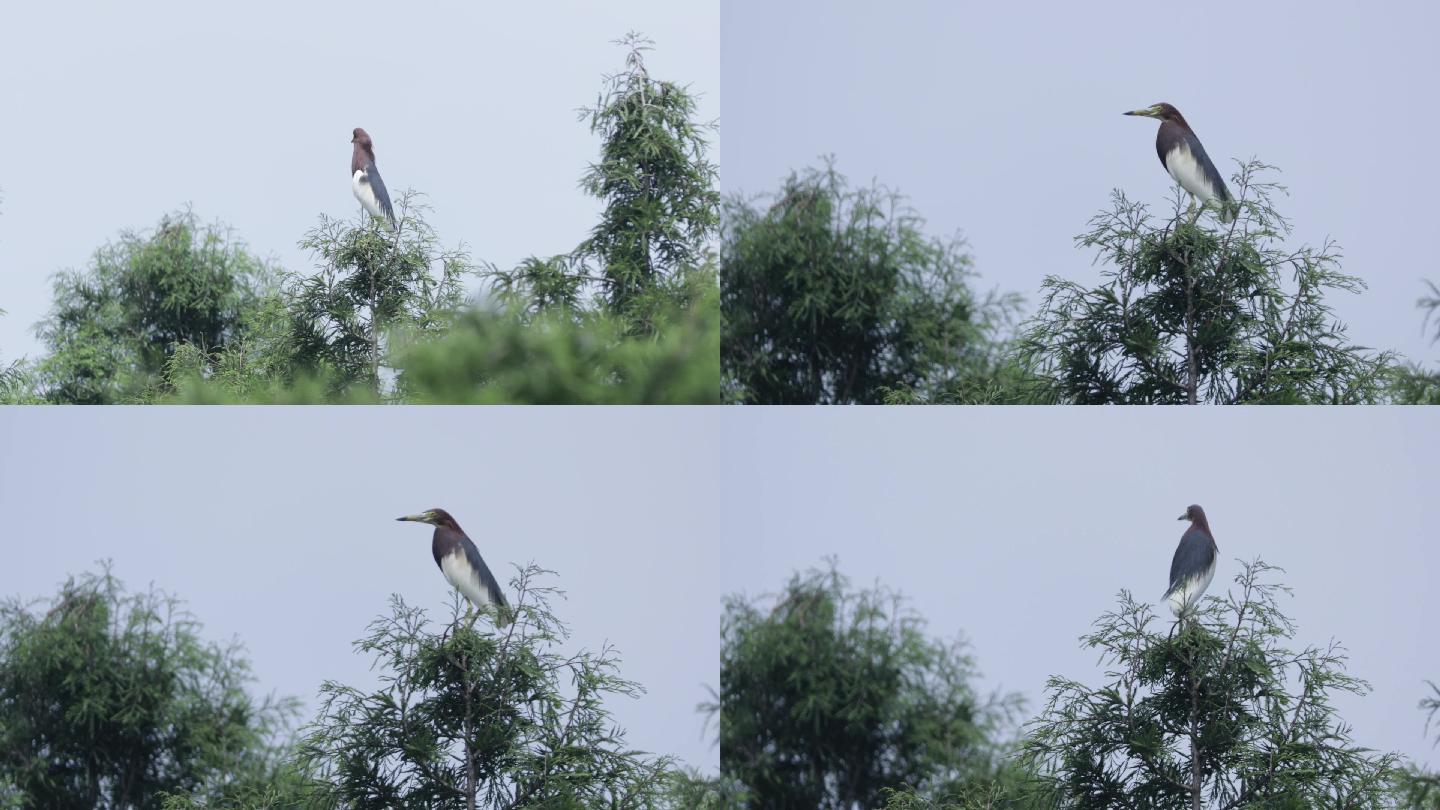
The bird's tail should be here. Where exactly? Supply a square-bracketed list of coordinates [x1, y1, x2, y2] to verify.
[494, 603, 516, 627]
[1219, 198, 1238, 224]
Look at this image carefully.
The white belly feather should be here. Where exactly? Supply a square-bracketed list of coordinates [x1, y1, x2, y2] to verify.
[1167, 561, 1216, 616]
[440, 551, 494, 609]
[352, 169, 386, 220]
[1164, 145, 1219, 205]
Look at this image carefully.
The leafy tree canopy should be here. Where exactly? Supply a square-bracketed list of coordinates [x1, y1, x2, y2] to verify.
[721, 162, 1021, 404]
[34, 211, 276, 403]
[1020, 559, 1398, 808]
[1392, 682, 1440, 809]
[295, 566, 681, 809]
[718, 561, 1025, 809]
[1020, 162, 1394, 404]
[0, 565, 299, 809]
[575, 33, 720, 321]
[1390, 281, 1440, 404]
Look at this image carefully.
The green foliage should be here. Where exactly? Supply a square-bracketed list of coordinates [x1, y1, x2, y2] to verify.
[717, 561, 1025, 809]
[158, 291, 350, 403]
[160, 270, 720, 405]
[34, 210, 277, 403]
[1391, 281, 1440, 404]
[655, 770, 747, 810]
[0, 565, 299, 809]
[0, 308, 38, 404]
[288, 192, 472, 395]
[1021, 162, 1395, 404]
[1390, 365, 1440, 404]
[397, 268, 718, 404]
[881, 776, 1040, 810]
[1391, 683, 1440, 809]
[721, 162, 1021, 404]
[577, 32, 720, 319]
[1020, 559, 1399, 808]
[294, 567, 678, 808]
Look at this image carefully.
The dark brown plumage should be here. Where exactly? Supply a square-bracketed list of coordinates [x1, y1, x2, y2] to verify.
[350, 127, 376, 176]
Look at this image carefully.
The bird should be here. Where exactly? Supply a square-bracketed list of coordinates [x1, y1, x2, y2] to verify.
[396, 508, 510, 624]
[1164, 504, 1219, 616]
[1124, 103, 1236, 223]
[350, 127, 396, 228]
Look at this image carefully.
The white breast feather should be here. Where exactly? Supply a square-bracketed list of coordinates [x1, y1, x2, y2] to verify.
[1167, 559, 1216, 616]
[352, 169, 385, 219]
[440, 551, 493, 609]
[1164, 145, 1219, 205]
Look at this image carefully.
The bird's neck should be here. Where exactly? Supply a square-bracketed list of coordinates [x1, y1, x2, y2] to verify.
[1164, 113, 1193, 135]
[350, 146, 373, 174]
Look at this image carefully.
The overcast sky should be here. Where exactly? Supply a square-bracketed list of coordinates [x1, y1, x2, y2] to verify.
[0, 407, 721, 773]
[0, 0, 719, 363]
[723, 0, 1440, 368]
[720, 407, 1440, 770]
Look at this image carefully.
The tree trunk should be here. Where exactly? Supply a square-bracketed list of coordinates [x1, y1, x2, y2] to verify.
[1190, 655, 1202, 810]
[463, 645, 477, 810]
[1185, 261, 1199, 405]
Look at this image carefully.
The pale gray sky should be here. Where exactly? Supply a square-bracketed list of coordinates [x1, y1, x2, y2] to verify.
[719, 407, 1440, 770]
[723, 0, 1440, 369]
[0, 0, 719, 363]
[0, 407, 721, 773]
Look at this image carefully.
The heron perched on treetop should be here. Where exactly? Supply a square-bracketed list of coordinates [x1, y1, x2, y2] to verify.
[1165, 504, 1218, 616]
[1124, 103, 1236, 223]
[397, 508, 510, 624]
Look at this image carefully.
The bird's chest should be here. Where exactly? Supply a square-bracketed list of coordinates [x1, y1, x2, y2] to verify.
[352, 169, 373, 197]
[437, 549, 491, 606]
[1161, 144, 1212, 201]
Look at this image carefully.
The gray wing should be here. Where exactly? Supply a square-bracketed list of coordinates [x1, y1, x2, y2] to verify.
[457, 534, 509, 609]
[365, 161, 396, 222]
[1165, 527, 1216, 596]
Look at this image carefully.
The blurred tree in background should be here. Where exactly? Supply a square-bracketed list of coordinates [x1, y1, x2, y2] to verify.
[0, 565, 300, 809]
[395, 269, 718, 404]
[0, 193, 25, 402]
[1390, 281, 1440, 404]
[33, 211, 276, 403]
[294, 567, 681, 809]
[1020, 162, 1394, 404]
[721, 163, 1022, 404]
[0, 307, 37, 404]
[1020, 559, 1398, 808]
[717, 562, 1028, 809]
[1393, 682, 1440, 809]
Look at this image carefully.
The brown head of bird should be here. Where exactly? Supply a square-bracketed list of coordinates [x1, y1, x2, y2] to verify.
[1177, 504, 1209, 528]
[1124, 102, 1190, 128]
[395, 508, 461, 531]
